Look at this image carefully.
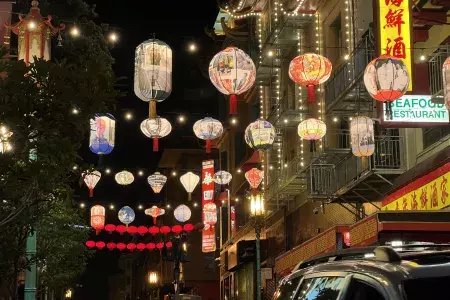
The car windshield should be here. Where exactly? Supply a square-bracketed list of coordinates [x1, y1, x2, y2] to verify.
[403, 276, 450, 300]
[274, 277, 301, 299]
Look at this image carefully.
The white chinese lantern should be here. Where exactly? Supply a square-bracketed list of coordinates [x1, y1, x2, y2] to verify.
[134, 39, 172, 119]
[115, 170, 134, 186]
[350, 117, 375, 157]
[443, 56, 450, 110]
[298, 118, 326, 140]
[180, 172, 200, 201]
[174, 204, 191, 223]
[147, 172, 167, 193]
[245, 118, 275, 151]
[214, 171, 232, 185]
[140, 117, 172, 152]
[209, 46, 256, 115]
[82, 170, 101, 197]
[91, 205, 105, 234]
[89, 113, 115, 155]
[193, 117, 223, 153]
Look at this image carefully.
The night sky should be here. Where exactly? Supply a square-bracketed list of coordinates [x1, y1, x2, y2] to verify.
[76, 1, 220, 299]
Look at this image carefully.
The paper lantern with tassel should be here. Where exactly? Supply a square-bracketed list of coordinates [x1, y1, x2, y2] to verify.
[82, 170, 101, 197]
[350, 116, 375, 168]
[298, 118, 327, 140]
[180, 172, 200, 201]
[147, 172, 167, 193]
[245, 119, 275, 151]
[89, 113, 115, 155]
[117, 243, 126, 251]
[90, 205, 105, 234]
[145, 206, 165, 224]
[193, 117, 223, 153]
[140, 117, 172, 152]
[107, 242, 116, 251]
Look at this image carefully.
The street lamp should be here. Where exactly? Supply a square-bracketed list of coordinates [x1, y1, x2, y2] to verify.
[148, 271, 158, 285]
[65, 289, 72, 299]
[250, 192, 264, 300]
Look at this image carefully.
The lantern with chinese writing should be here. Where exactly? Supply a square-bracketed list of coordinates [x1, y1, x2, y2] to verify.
[134, 39, 172, 119]
[213, 171, 232, 185]
[350, 117, 375, 157]
[443, 57, 450, 110]
[209, 47, 256, 115]
[89, 113, 115, 155]
[245, 119, 275, 151]
[298, 118, 327, 140]
[147, 172, 167, 193]
[82, 170, 101, 197]
[289, 53, 332, 104]
[90, 205, 105, 234]
[245, 168, 264, 193]
[145, 206, 165, 224]
[174, 204, 191, 223]
[180, 172, 200, 201]
[140, 117, 172, 152]
[193, 117, 223, 153]
[115, 170, 134, 186]
[364, 55, 410, 119]
[118, 206, 135, 227]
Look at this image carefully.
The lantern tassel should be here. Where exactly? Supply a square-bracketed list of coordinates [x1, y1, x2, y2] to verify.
[206, 139, 212, 153]
[188, 193, 192, 201]
[153, 138, 159, 152]
[89, 188, 94, 198]
[229, 94, 238, 115]
[149, 100, 157, 119]
[361, 157, 368, 169]
[153, 217, 157, 225]
[307, 85, 316, 104]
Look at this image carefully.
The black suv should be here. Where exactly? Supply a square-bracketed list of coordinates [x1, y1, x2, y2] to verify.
[273, 245, 450, 300]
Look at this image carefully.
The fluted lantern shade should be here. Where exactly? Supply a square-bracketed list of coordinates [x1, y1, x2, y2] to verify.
[115, 171, 134, 185]
[245, 118, 275, 151]
[245, 168, 264, 190]
[118, 206, 135, 226]
[209, 47, 256, 115]
[82, 170, 101, 197]
[350, 117, 375, 157]
[289, 53, 332, 104]
[140, 117, 172, 152]
[134, 39, 172, 118]
[145, 205, 165, 224]
[298, 118, 326, 140]
[147, 172, 167, 193]
[90, 205, 105, 234]
[180, 172, 200, 201]
[443, 57, 450, 110]
[174, 204, 192, 222]
[250, 192, 265, 217]
[89, 114, 115, 155]
[193, 117, 223, 153]
[214, 171, 232, 185]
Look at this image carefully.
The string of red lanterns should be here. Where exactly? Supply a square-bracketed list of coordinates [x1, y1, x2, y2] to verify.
[98, 224, 195, 236]
[86, 240, 174, 252]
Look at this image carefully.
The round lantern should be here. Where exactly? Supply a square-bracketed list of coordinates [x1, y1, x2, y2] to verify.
[444, 57, 450, 110]
[180, 172, 200, 201]
[89, 113, 115, 155]
[156, 242, 164, 251]
[245, 168, 264, 191]
[193, 117, 223, 153]
[117, 243, 126, 251]
[245, 119, 275, 151]
[138, 226, 148, 236]
[105, 224, 116, 234]
[107, 242, 116, 251]
[147, 172, 167, 193]
[350, 116, 375, 157]
[116, 225, 126, 235]
[134, 39, 172, 119]
[137, 243, 146, 251]
[174, 204, 191, 223]
[160, 226, 171, 235]
[289, 53, 332, 104]
[145, 205, 165, 224]
[183, 223, 194, 232]
[85, 241, 95, 249]
[298, 118, 326, 140]
[127, 243, 136, 251]
[140, 117, 172, 152]
[214, 171, 232, 185]
[96, 241, 106, 250]
[118, 206, 135, 226]
[127, 226, 138, 235]
[209, 46, 256, 115]
[172, 225, 183, 234]
[166, 241, 173, 249]
[146, 242, 156, 250]
[115, 170, 134, 186]
[149, 226, 160, 235]
[82, 170, 101, 197]
[90, 205, 105, 234]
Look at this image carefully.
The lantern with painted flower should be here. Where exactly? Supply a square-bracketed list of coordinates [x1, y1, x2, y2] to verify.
[245, 119, 275, 151]
[193, 117, 223, 153]
[245, 168, 264, 193]
[115, 170, 134, 186]
[145, 205, 165, 224]
[443, 56, 450, 110]
[298, 118, 326, 140]
[140, 117, 172, 152]
[147, 172, 167, 193]
[82, 170, 101, 197]
[89, 113, 115, 155]
[174, 204, 191, 223]
[118, 206, 135, 227]
[90, 205, 105, 234]
[209, 46, 256, 115]
[289, 53, 332, 104]
[214, 171, 232, 185]
[180, 172, 200, 201]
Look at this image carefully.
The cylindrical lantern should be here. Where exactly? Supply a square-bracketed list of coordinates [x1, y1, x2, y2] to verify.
[245, 168, 264, 191]
[174, 204, 191, 223]
[245, 119, 275, 151]
[444, 57, 450, 110]
[298, 118, 327, 140]
[89, 113, 115, 155]
[209, 46, 256, 115]
[82, 170, 101, 197]
[145, 206, 165, 224]
[134, 39, 172, 118]
[118, 206, 135, 227]
[140, 117, 172, 152]
[180, 172, 200, 201]
[90, 205, 105, 234]
[193, 117, 223, 153]
[214, 171, 232, 185]
[115, 170, 134, 186]
[350, 117, 375, 157]
[289, 53, 332, 104]
[147, 172, 167, 193]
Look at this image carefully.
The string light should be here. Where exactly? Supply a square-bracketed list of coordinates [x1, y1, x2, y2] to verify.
[138, 170, 144, 176]
[178, 115, 186, 123]
[138, 205, 143, 210]
[72, 108, 79, 114]
[72, 165, 78, 170]
[105, 168, 111, 174]
[70, 26, 80, 37]
[108, 32, 118, 43]
[188, 43, 196, 52]
[125, 112, 133, 120]
[236, 169, 241, 174]
[193, 202, 198, 207]
[109, 204, 115, 210]
[231, 118, 238, 125]
[166, 204, 171, 209]
[279, 0, 307, 16]
[171, 171, 177, 177]
[80, 203, 85, 208]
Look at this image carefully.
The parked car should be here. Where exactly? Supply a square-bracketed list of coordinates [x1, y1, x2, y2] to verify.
[273, 245, 450, 300]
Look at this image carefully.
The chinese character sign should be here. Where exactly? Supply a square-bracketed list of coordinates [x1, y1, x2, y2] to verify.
[202, 160, 216, 253]
[379, 0, 412, 91]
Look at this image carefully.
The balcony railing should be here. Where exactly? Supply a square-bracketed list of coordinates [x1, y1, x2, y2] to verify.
[322, 129, 351, 151]
[429, 45, 450, 96]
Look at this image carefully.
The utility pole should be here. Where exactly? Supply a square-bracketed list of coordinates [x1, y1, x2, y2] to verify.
[24, 230, 37, 300]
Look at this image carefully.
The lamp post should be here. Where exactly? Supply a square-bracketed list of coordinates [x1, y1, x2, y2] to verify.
[250, 192, 264, 300]
[148, 271, 159, 300]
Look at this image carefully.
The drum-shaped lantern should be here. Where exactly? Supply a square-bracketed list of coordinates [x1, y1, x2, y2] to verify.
[245, 119, 275, 151]
[350, 116, 375, 157]
[443, 57, 450, 110]
[213, 171, 232, 185]
[115, 170, 134, 186]
[298, 118, 326, 140]
[82, 170, 101, 197]
[147, 172, 167, 193]
[140, 117, 172, 152]
[180, 172, 200, 201]
[89, 113, 115, 155]
[193, 117, 223, 153]
[90, 205, 105, 234]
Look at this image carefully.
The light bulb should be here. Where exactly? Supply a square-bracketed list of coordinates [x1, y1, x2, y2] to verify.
[109, 32, 118, 42]
[105, 168, 111, 174]
[28, 21, 36, 30]
[70, 27, 80, 37]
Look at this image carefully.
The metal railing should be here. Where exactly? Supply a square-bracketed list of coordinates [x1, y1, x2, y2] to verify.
[322, 129, 351, 151]
[429, 45, 450, 96]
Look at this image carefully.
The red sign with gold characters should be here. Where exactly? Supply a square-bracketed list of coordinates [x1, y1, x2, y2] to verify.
[202, 160, 216, 253]
[378, 0, 412, 90]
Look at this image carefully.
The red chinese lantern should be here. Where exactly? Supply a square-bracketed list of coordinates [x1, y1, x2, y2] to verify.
[127, 243, 136, 251]
[149, 226, 160, 235]
[138, 226, 148, 236]
[172, 225, 182, 235]
[117, 243, 126, 251]
[85, 240, 95, 249]
[146, 242, 156, 250]
[289, 53, 332, 104]
[127, 226, 138, 235]
[90, 205, 105, 235]
[116, 225, 126, 235]
[156, 242, 164, 251]
[105, 224, 116, 234]
[165, 241, 173, 249]
[245, 168, 264, 192]
[160, 226, 171, 235]
[183, 223, 194, 233]
[137, 243, 146, 251]
[107, 242, 116, 251]
[96, 241, 106, 250]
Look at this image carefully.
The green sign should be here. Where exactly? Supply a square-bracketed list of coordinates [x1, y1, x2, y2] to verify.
[384, 95, 449, 123]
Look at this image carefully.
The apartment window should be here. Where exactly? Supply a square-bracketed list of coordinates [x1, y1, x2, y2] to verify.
[423, 127, 450, 150]
[329, 15, 343, 63]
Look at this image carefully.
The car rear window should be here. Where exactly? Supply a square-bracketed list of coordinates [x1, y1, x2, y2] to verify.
[403, 276, 450, 300]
